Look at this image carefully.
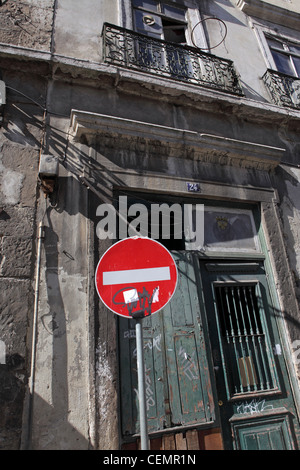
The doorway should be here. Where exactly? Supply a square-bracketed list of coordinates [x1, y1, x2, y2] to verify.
[116, 194, 300, 449]
[200, 259, 300, 450]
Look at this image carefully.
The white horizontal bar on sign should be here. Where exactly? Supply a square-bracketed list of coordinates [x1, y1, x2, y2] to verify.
[103, 267, 171, 285]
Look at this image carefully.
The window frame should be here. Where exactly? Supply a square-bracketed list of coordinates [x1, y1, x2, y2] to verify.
[132, 0, 189, 45]
[266, 34, 300, 78]
[252, 20, 300, 77]
[119, 0, 208, 49]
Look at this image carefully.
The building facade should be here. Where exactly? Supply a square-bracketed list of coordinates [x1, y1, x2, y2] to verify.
[0, 0, 300, 450]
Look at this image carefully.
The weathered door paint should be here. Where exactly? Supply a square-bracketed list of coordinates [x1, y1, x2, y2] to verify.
[200, 260, 300, 450]
[162, 253, 215, 427]
[118, 252, 215, 436]
[118, 254, 300, 449]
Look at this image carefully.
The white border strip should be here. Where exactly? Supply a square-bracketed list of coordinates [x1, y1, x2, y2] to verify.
[103, 267, 170, 285]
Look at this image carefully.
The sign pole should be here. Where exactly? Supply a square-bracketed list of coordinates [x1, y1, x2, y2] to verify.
[135, 317, 149, 450]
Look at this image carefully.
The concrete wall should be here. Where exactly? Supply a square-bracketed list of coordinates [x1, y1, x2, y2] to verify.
[53, 0, 119, 61]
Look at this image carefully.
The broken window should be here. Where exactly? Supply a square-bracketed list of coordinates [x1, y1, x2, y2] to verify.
[132, 0, 187, 43]
[132, 0, 192, 78]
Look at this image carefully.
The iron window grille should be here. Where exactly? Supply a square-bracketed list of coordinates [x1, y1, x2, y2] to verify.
[213, 282, 279, 399]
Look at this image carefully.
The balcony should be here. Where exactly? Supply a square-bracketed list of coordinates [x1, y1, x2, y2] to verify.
[103, 23, 243, 96]
[263, 69, 300, 110]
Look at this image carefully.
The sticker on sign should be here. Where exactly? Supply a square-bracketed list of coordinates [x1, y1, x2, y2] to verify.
[95, 237, 178, 318]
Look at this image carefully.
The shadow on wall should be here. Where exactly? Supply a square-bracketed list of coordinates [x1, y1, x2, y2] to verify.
[0, 355, 25, 450]
[23, 205, 93, 450]
[0, 356, 91, 449]
[29, 392, 91, 450]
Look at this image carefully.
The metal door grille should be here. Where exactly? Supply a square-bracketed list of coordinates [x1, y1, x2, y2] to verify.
[214, 283, 277, 397]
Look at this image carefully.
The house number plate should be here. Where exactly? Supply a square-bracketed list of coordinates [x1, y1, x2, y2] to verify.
[186, 182, 200, 192]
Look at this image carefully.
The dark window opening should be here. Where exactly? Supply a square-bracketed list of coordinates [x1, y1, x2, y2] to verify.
[117, 194, 185, 251]
[162, 18, 186, 44]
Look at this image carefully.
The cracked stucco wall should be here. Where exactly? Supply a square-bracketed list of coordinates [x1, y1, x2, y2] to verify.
[0, 141, 40, 449]
[0, 0, 54, 50]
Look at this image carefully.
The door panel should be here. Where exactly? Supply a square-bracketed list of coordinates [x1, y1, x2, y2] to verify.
[119, 312, 167, 435]
[231, 411, 295, 450]
[163, 253, 214, 426]
[118, 252, 215, 436]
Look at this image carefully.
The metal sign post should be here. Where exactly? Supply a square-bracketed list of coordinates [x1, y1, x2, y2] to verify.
[135, 317, 149, 450]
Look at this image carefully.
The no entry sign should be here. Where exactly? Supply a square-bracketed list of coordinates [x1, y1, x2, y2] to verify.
[95, 237, 178, 318]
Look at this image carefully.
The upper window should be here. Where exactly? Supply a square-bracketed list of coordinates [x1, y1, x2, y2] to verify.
[132, 0, 187, 44]
[266, 35, 300, 77]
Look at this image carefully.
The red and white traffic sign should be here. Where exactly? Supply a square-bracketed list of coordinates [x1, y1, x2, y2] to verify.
[95, 237, 178, 318]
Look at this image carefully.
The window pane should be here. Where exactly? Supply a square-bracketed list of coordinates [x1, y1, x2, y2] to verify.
[267, 38, 284, 50]
[162, 4, 186, 22]
[132, 0, 158, 12]
[134, 10, 163, 39]
[271, 50, 295, 76]
[203, 208, 259, 252]
[289, 44, 300, 55]
[293, 57, 300, 77]
[162, 20, 186, 44]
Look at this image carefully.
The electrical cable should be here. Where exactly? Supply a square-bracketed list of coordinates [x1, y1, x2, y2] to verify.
[191, 17, 227, 51]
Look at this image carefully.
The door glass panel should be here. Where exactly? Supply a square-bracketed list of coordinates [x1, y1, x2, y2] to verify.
[213, 282, 278, 398]
[163, 20, 186, 44]
[186, 206, 260, 252]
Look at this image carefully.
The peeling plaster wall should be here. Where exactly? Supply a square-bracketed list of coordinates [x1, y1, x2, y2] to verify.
[274, 166, 300, 305]
[0, 157, 24, 205]
[0, 108, 41, 450]
[0, 0, 54, 50]
[27, 160, 93, 449]
[52, 0, 119, 61]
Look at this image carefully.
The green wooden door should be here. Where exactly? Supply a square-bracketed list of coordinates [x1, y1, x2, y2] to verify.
[200, 260, 300, 450]
[118, 252, 215, 437]
[119, 254, 300, 449]
[162, 253, 215, 428]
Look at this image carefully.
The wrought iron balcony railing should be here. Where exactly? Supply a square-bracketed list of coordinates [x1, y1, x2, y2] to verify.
[103, 23, 243, 96]
[263, 69, 300, 110]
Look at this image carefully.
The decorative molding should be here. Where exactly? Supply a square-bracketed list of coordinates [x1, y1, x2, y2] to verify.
[236, 0, 300, 30]
[206, 263, 260, 273]
[70, 109, 285, 171]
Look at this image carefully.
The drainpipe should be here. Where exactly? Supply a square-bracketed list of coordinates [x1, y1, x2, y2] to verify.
[21, 221, 45, 449]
